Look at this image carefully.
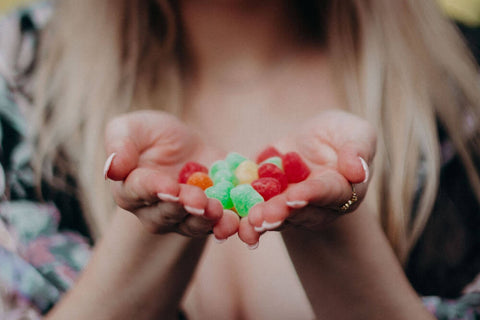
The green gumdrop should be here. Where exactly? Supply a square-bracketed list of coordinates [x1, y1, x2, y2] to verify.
[230, 184, 264, 217]
[209, 160, 230, 177]
[212, 169, 238, 185]
[261, 156, 283, 170]
[205, 182, 234, 209]
[225, 152, 247, 170]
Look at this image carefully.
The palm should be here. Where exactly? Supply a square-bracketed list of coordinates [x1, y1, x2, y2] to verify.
[277, 110, 374, 179]
[122, 111, 221, 175]
[240, 110, 376, 245]
[105, 111, 238, 240]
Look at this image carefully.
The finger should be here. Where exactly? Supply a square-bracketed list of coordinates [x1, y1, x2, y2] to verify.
[112, 168, 180, 211]
[238, 217, 261, 248]
[285, 170, 352, 210]
[104, 116, 142, 181]
[337, 128, 376, 184]
[203, 198, 224, 221]
[178, 184, 209, 216]
[178, 214, 215, 238]
[134, 201, 186, 234]
[247, 203, 264, 231]
[255, 195, 289, 231]
[212, 210, 240, 240]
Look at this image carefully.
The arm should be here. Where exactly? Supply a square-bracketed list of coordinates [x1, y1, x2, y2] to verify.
[48, 111, 239, 319]
[240, 110, 434, 318]
[47, 208, 205, 320]
[282, 205, 435, 320]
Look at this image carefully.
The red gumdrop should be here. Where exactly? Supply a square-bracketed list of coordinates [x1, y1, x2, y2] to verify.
[258, 163, 288, 191]
[251, 177, 282, 201]
[283, 152, 311, 183]
[178, 161, 208, 183]
[256, 146, 283, 164]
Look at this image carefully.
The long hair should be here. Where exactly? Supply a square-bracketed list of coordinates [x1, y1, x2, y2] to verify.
[33, 0, 480, 263]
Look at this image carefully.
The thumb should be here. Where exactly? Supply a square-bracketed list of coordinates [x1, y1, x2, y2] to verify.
[337, 132, 376, 184]
[103, 114, 142, 181]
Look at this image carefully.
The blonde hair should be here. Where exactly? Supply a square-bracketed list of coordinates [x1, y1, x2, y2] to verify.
[33, 0, 480, 263]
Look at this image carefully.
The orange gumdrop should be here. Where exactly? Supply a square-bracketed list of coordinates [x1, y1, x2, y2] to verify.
[186, 172, 214, 190]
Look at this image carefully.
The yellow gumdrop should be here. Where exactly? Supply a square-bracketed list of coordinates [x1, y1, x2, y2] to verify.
[235, 160, 259, 185]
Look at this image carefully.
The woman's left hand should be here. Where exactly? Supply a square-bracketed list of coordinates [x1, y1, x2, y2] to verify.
[238, 110, 377, 246]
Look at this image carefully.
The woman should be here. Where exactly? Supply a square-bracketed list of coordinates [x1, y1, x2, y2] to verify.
[1, 0, 480, 319]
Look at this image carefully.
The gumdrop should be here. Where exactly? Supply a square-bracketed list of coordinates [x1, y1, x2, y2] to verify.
[260, 156, 283, 170]
[256, 146, 282, 164]
[209, 160, 230, 178]
[186, 172, 213, 190]
[251, 177, 282, 201]
[225, 152, 247, 171]
[211, 169, 238, 185]
[283, 152, 311, 183]
[258, 163, 288, 191]
[235, 160, 259, 185]
[205, 181, 234, 209]
[230, 184, 264, 217]
[178, 161, 208, 183]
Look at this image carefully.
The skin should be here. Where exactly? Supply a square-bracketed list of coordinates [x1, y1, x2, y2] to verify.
[46, 0, 436, 319]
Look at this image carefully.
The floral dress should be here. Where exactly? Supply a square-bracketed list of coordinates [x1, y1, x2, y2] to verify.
[0, 3, 91, 319]
[0, 2, 478, 319]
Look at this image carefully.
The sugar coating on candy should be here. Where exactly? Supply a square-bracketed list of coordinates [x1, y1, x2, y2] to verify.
[178, 161, 208, 183]
[258, 163, 288, 191]
[230, 184, 264, 217]
[225, 152, 247, 170]
[209, 160, 230, 178]
[186, 172, 213, 190]
[260, 156, 283, 170]
[283, 152, 311, 183]
[235, 160, 259, 185]
[212, 169, 238, 185]
[256, 146, 282, 164]
[205, 181, 234, 209]
[251, 177, 282, 201]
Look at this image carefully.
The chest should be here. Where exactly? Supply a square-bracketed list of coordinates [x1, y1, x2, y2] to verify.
[180, 61, 337, 319]
[182, 233, 315, 320]
[182, 60, 340, 158]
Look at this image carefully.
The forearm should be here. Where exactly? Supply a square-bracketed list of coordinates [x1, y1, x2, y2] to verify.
[47, 208, 206, 320]
[282, 206, 434, 320]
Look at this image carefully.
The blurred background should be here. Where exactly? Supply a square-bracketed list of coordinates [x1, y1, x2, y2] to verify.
[1, 0, 479, 24]
[0, 0, 479, 62]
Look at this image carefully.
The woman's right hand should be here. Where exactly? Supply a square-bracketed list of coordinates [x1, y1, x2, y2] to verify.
[104, 110, 239, 240]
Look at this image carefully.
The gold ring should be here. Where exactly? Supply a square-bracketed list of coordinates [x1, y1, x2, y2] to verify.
[338, 184, 358, 213]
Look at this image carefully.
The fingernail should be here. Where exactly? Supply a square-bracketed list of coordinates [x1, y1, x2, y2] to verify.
[254, 225, 265, 232]
[184, 206, 205, 215]
[262, 220, 283, 230]
[157, 193, 179, 202]
[213, 236, 226, 244]
[247, 242, 259, 250]
[359, 157, 369, 183]
[286, 200, 308, 209]
[103, 153, 116, 180]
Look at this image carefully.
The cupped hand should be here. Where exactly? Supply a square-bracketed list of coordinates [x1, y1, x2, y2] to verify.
[239, 110, 377, 246]
[104, 110, 239, 240]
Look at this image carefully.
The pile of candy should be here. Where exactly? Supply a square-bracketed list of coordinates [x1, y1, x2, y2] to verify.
[178, 147, 311, 217]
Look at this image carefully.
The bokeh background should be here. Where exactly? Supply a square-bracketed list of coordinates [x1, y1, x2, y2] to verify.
[0, 0, 479, 62]
[0, 0, 480, 25]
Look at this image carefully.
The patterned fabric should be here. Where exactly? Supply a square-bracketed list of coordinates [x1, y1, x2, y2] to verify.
[0, 2, 478, 319]
[0, 3, 91, 318]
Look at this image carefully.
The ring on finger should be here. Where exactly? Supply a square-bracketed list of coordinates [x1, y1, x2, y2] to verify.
[338, 184, 358, 214]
